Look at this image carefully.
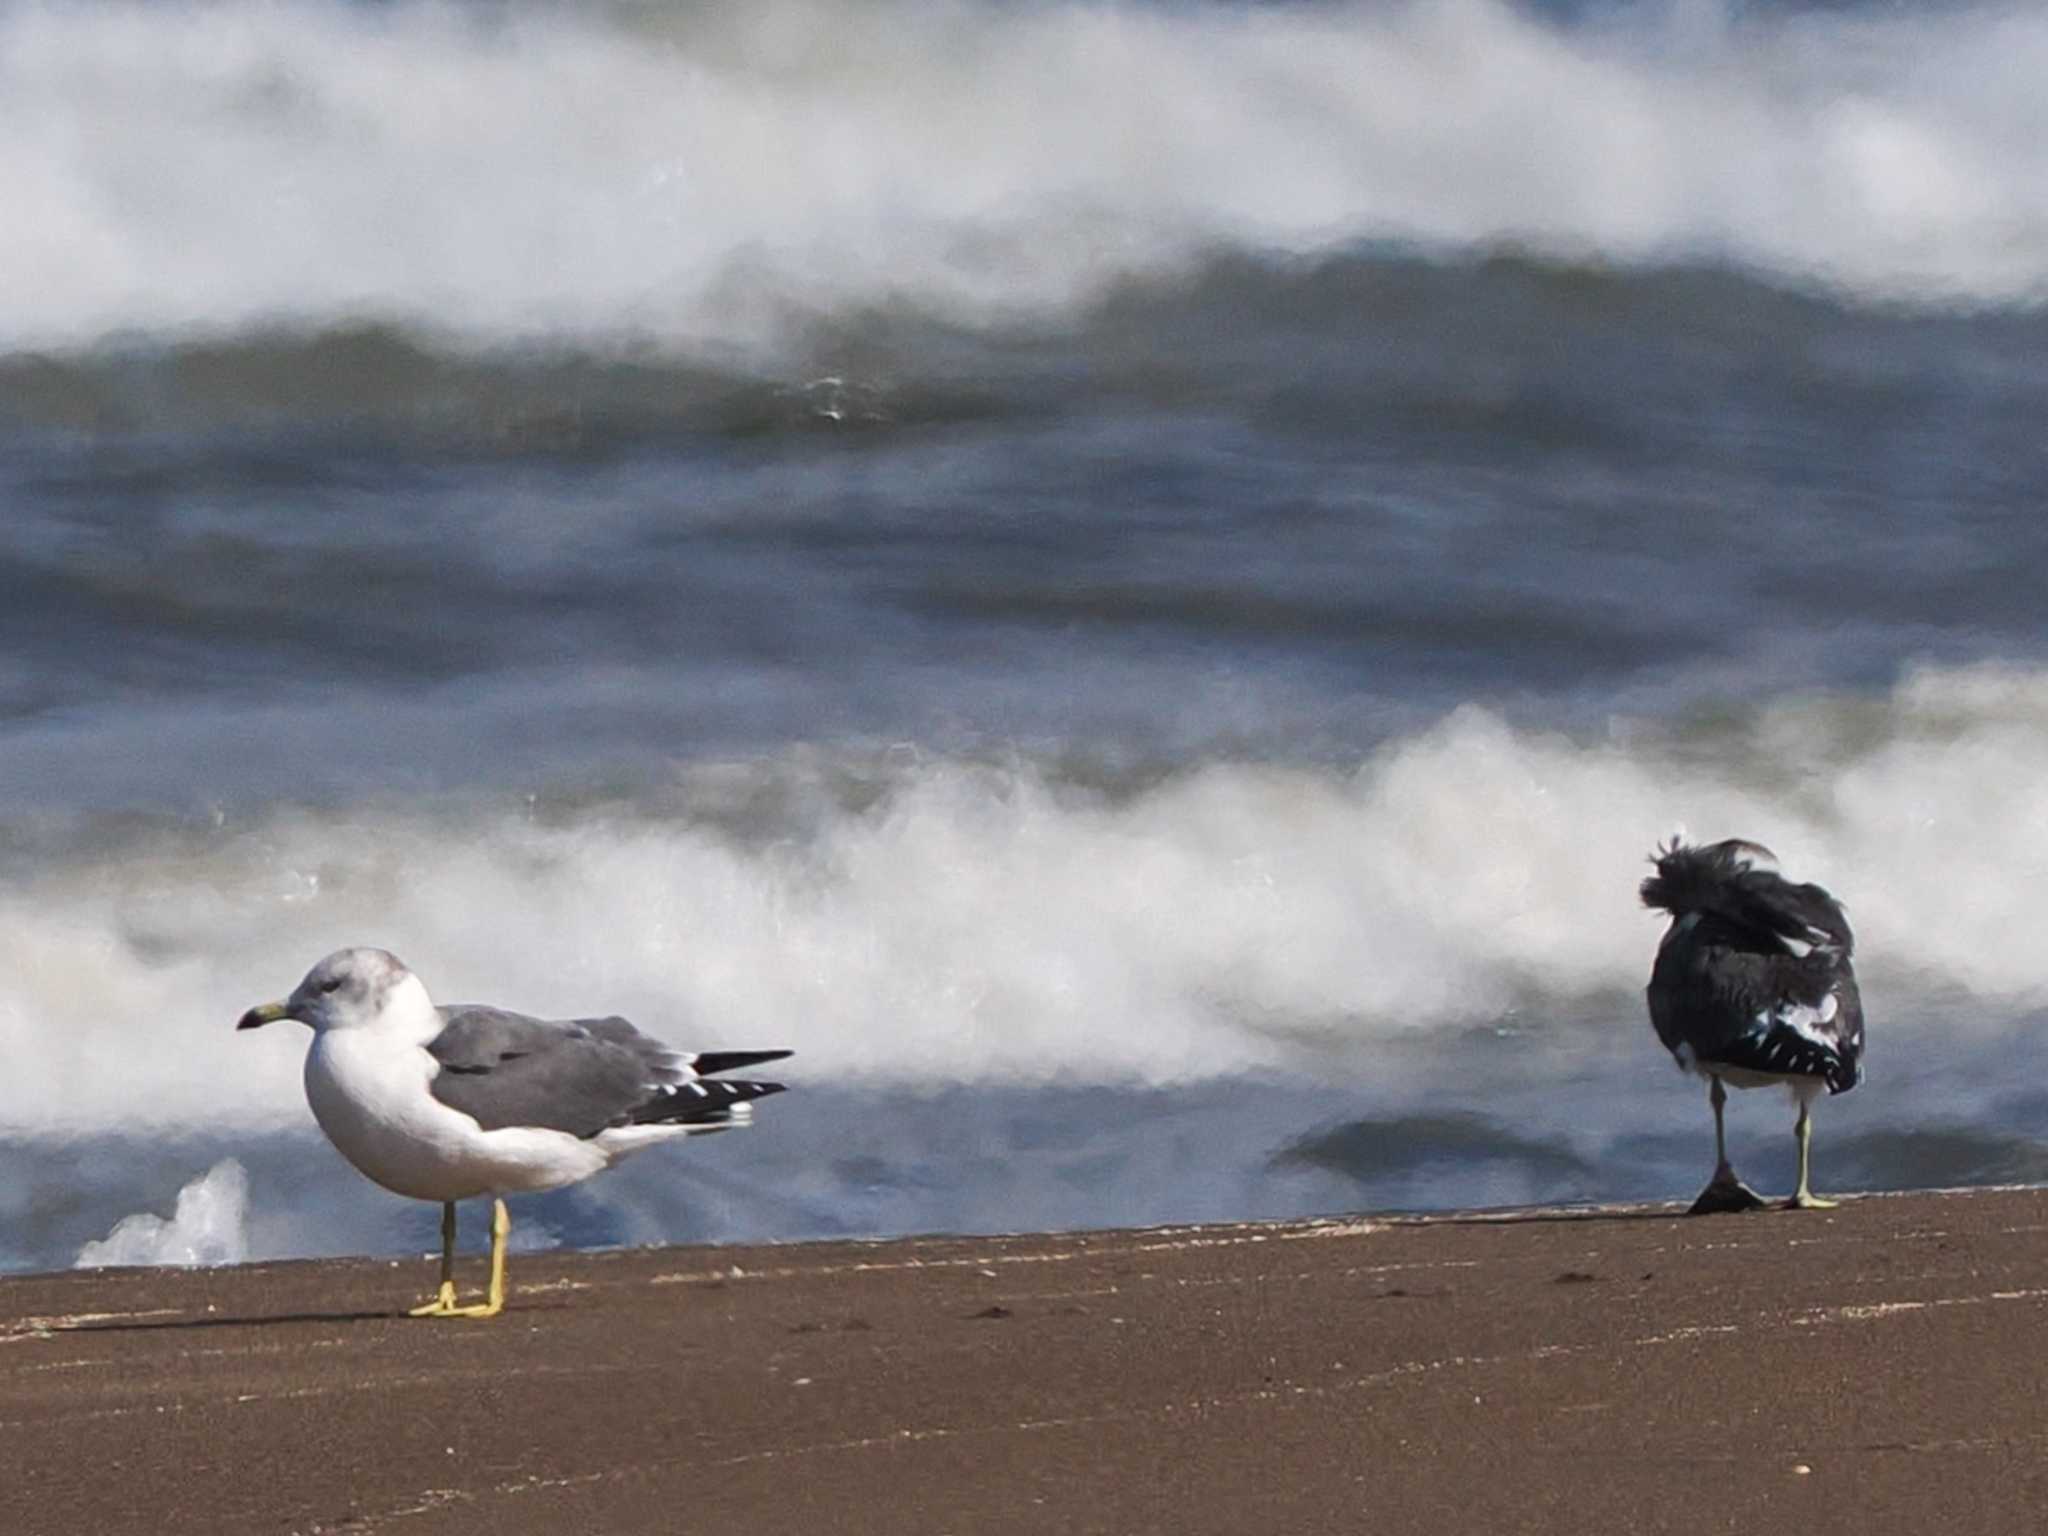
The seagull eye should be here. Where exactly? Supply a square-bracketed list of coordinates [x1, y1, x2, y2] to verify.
[318, 977, 344, 995]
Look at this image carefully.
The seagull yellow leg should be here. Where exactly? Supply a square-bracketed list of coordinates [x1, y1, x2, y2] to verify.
[1787, 1100, 1838, 1211]
[1689, 1076, 1767, 1215]
[408, 1199, 511, 1318]
[477, 1198, 509, 1317]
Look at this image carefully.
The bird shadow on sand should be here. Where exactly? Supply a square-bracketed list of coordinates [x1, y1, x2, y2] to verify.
[42, 1299, 577, 1335]
[20, 1309, 391, 1336]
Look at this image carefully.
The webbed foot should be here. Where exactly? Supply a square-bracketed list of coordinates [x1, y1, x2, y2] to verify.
[1688, 1171, 1769, 1215]
[408, 1281, 504, 1319]
[1785, 1191, 1839, 1211]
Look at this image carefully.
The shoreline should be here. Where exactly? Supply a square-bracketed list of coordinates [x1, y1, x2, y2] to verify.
[8, 1187, 2048, 1534]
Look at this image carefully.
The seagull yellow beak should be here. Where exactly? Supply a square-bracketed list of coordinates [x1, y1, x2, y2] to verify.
[236, 1001, 292, 1031]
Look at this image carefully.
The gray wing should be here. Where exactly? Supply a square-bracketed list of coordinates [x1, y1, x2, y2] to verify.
[426, 1005, 690, 1137]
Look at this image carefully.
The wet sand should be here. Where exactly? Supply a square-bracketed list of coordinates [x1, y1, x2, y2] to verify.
[5, 1188, 2047, 1535]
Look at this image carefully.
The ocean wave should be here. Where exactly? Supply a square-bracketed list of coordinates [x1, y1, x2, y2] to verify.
[3, 0, 2046, 361]
[72, 1158, 250, 1268]
[12, 250, 2036, 441]
[6, 658, 2048, 1138]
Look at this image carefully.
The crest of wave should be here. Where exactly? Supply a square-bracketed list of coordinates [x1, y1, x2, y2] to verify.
[73, 1159, 251, 1268]
[2, 0, 2046, 354]
[7, 663, 2048, 1139]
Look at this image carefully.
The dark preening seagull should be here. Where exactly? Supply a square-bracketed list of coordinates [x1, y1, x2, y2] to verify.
[237, 947, 790, 1318]
[1641, 837, 1864, 1214]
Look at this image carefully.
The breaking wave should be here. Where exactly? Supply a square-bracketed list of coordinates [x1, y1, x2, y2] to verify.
[72, 1159, 250, 1268]
[6, 659, 2048, 1138]
[3, 0, 2047, 362]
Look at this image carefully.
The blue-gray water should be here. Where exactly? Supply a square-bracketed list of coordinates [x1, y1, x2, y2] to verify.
[6, 0, 2048, 1273]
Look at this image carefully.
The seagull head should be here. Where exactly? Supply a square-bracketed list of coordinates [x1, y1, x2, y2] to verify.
[236, 947, 433, 1037]
[1641, 836, 1781, 916]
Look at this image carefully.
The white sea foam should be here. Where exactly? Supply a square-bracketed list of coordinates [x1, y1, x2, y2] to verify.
[5, 660, 2048, 1139]
[2, 0, 2046, 357]
[73, 1159, 251, 1267]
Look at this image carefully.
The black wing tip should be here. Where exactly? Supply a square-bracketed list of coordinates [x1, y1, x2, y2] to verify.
[1699, 1027, 1859, 1093]
[693, 1049, 794, 1076]
[630, 1076, 789, 1126]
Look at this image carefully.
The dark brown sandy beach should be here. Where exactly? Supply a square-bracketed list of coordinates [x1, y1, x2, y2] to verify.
[5, 1189, 2047, 1535]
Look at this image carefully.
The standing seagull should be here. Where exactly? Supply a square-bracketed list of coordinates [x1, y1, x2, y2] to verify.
[1641, 838, 1864, 1214]
[237, 947, 790, 1318]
